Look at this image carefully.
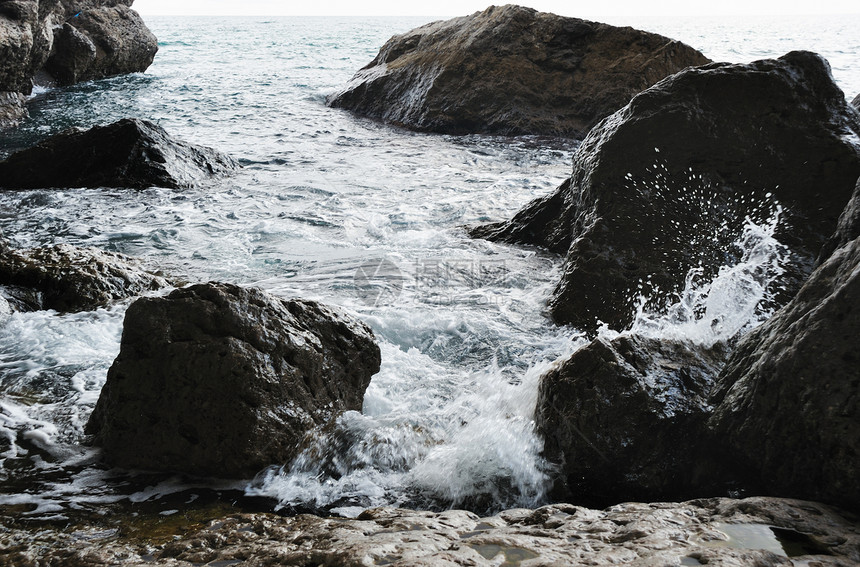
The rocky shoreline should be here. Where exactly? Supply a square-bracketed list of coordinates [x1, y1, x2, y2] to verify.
[2, 4, 860, 567]
[0, 0, 157, 129]
[3, 497, 860, 566]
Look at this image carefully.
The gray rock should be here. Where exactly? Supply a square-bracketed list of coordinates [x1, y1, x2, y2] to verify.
[0, 0, 156, 130]
[0, 118, 238, 189]
[328, 5, 710, 138]
[0, 242, 168, 312]
[536, 334, 733, 505]
[45, 4, 157, 85]
[472, 51, 860, 333]
[709, 235, 860, 512]
[0, 90, 27, 129]
[4, 497, 859, 566]
[0, 0, 56, 95]
[852, 92, 859, 110]
[85, 282, 382, 478]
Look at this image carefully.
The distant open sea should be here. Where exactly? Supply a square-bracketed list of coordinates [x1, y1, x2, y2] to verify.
[1, 13, 858, 520]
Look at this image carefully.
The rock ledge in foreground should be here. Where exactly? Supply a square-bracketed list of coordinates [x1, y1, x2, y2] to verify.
[6, 497, 859, 566]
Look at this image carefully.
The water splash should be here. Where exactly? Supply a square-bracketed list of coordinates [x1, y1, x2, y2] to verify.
[247, 339, 576, 517]
[628, 201, 789, 348]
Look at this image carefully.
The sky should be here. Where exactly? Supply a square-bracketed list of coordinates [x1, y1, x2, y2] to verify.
[132, 0, 860, 18]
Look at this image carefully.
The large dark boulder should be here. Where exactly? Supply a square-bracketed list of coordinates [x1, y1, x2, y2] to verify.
[0, 118, 238, 189]
[328, 5, 710, 138]
[709, 232, 860, 512]
[85, 282, 382, 478]
[472, 51, 860, 333]
[0, 0, 156, 129]
[536, 334, 734, 506]
[0, 241, 168, 312]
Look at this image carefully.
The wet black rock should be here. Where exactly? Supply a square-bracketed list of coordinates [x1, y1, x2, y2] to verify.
[709, 233, 860, 512]
[852, 92, 860, 110]
[817, 176, 860, 264]
[536, 334, 733, 506]
[0, 242, 168, 312]
[0, 118, 239, 189]
[472, 51, 860, 333]
[328, 5, 710, 138]
[86, 282, 382, 478]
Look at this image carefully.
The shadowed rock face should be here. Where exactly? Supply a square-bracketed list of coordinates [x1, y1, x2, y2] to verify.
[852, 92, 860, 110]
[709, 231, 860, 512]
[86, 282, 382, 478]
[472, 51, 860, 333]
[0, 0, 156, 128]
[328, 4, 710, 138]
[0, 241, 168, 312]
[0, 91, 26, 129]
[818, 176, 860, 263]
[0, 118, 238, 189]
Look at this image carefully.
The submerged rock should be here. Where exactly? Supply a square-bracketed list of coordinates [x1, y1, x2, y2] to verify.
[0, 242, 168, 312]
[328, 5, 710, 138]
[0, 0, 156, 129]
[709, 234, 860, 512]
[0, 118, 238, 189]
[5, 497, 859, 566]
[472, 51, 860, 333]
[536, 334, 733, 505]
[86, 282, 381, 478]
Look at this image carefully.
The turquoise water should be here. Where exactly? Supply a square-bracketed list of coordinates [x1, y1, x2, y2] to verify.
[0, 14, 858, 520]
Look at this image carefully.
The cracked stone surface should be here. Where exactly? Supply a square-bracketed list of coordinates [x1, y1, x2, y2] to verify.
[2, 497, 858, 566]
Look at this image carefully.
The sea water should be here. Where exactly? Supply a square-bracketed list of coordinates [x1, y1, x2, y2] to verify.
[0, 14, 858, 520]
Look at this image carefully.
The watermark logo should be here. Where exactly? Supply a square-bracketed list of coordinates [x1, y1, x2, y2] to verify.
[353, 258, 405, 307]
[353, 257, 509, 307]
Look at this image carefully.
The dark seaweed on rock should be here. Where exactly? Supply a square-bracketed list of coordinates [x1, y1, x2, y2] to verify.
[328, 4, 710, 138]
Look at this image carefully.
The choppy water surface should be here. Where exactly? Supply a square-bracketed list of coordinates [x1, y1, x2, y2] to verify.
[0, 14, 858, 522]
